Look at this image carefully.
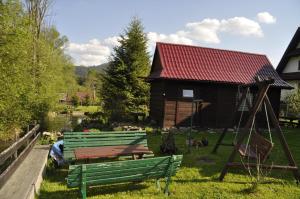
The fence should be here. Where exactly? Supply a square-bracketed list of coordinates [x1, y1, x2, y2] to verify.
[0, 124, 40, 188]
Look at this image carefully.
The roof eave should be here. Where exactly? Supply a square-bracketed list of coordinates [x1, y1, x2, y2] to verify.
[149, 77, 293, 89]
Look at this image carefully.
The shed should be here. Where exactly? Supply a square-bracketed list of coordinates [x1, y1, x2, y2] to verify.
[148, 42, 291, 128]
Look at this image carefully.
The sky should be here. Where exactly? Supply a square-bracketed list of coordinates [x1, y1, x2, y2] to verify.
[50, 0, 300, 67]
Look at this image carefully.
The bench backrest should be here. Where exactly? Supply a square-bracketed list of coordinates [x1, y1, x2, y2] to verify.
[63, 131, 148, 161]
[250, 133, 273, 162]
[67, 155, 183, 188]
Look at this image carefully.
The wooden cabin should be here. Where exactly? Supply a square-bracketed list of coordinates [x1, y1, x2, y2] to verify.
[276, 27, 300, 101]
[148, 42, 291, 128]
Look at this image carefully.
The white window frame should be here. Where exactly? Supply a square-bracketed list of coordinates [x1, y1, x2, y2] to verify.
[182, 89, 194, 98]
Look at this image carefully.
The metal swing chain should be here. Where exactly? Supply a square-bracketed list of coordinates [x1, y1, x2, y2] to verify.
[234, 87, 250, 144]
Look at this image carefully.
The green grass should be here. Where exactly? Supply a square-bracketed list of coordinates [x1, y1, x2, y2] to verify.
[75, 106, 101, 113]
[39, 128, 300, 199]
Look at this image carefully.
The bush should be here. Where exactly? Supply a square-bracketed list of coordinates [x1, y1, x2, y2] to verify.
[113, 126, 123, 131]
[285, 89, 300, 116]
[71, 95, 79, 106]
[88, 128, 100, 132]
[145, 127, 153, 134]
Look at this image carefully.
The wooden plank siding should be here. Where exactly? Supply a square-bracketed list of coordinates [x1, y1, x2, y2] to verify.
[216, 86, 237, 128]
[149, 81, 165, 126]
[163, 100, 176, 127]
[149, 79, 281, 128]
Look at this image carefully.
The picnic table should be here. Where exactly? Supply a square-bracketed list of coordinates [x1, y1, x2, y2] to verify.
[279, 116, 300, 128]
[63, 131, 153, 162]
[74, 144, 153, 160]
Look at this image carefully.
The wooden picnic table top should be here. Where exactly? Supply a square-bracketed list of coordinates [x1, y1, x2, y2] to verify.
[280, 116, 300, 121]
[74, 145, 153, 160]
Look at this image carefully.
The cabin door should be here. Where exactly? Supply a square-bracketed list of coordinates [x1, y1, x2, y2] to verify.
[175, 99, 202, 127]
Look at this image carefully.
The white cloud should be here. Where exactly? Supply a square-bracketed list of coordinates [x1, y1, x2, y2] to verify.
[147, 16, 263, 52]
[257, 12, 276, 24]
[185, 18, 221, 43]
[66, 39, 111, 66]
[103, 36, 121, 47]
[220, 17, 263, 37]
[66, 13, 272, 66]
[147, 31, 193, 52]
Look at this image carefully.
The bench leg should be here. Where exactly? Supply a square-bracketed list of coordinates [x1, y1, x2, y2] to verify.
[81, 165, 87, 199]
[164, 156, 176, 196]
[164, 176, 171, 196]
[81, 182, 86, 199]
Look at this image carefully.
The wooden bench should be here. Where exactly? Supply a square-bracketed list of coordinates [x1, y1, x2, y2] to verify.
[63, 131, 153, 162]
[67, 155, 183, 199]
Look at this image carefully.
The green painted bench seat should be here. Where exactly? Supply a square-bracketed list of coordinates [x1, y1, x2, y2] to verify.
[67, 155, 183, 199]
[63, 131, 153, 162]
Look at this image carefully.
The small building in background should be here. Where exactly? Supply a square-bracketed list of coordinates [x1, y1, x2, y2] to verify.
[276, 27, 300, 101]
[148, 42, 291, 128]
[75, 91, 93, 106]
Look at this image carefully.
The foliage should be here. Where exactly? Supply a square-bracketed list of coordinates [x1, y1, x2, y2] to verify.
[75, 105, 100, 113]
[285, 89, 300, 116]
[102, 17, 150, 122]
[39, 128, 300, 198]
[145, 127, 153, 134]
[0, 1, 76, 139]
[88, 128, 101, 132]
[73, 111, 109, 132]
[84, 69, 102, 104]
[84, 95, 91, 106]
[39, 135, 56, 145]
[71, 95, 79, 106]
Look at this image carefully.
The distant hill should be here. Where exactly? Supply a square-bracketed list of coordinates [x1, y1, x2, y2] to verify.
[75, 63, 109, 78]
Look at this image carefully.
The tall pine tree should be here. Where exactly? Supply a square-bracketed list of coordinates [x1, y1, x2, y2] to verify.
[102, 17, 150, 122]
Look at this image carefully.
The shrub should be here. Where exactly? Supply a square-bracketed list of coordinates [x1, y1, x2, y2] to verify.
[145, 127, 153, 134]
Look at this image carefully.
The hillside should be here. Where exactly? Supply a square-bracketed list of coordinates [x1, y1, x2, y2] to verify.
[75, 63, 109, 78]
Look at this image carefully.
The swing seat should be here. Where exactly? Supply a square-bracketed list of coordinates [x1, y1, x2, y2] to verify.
[238, 133, 273, 162]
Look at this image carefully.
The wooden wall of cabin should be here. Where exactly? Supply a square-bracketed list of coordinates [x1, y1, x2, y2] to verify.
[161, 80, 237, 128]
[150, 80, 282, 129]
[149, 80, 165, 126]
[216, 85, 237, 128]
[255, 88, 281, 128]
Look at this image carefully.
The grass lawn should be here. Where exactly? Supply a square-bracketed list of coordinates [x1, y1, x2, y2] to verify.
[39, 128, 300, 199]
[75, 106, 101, 113]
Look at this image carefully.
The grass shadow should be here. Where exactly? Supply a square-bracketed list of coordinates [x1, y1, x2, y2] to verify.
[88, 182, 148, 196]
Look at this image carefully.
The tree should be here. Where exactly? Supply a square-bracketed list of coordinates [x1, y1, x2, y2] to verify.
[102, 17, 150, 122]
[0, 0, 34, 138]
[285, 89, 300, 116]
[0, 1, 77, 140]
[84, 69, 101, 104]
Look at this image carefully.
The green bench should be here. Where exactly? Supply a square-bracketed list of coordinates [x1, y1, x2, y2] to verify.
[67, 155, 183, 199]
[63, 131, 153, 162]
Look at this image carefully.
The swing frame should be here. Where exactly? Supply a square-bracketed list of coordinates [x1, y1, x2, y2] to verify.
[213, 76, 300, 182]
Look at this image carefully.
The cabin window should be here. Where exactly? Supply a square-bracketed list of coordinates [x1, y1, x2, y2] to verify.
[236, 92, 253, 111]
[182, 89, 194, 98]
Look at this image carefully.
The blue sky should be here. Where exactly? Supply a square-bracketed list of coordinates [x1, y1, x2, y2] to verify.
[50, 0, 300, 66]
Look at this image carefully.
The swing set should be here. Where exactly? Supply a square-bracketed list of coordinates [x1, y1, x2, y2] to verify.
[212, 76, 300, 182]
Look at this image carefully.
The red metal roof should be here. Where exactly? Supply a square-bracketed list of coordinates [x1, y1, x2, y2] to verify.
[149, 42, 291, 88]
